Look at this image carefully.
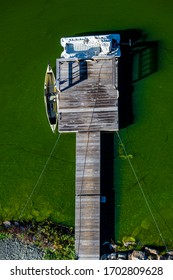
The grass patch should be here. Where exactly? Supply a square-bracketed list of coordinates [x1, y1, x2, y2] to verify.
[0, 233, 8, 240]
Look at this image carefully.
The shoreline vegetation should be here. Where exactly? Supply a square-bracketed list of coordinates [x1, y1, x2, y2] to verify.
[0, 220, 172, 260]
[0, 220, 75, 260]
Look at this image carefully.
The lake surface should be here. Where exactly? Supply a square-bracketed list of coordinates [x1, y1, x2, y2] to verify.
[0, 0, 173, 249]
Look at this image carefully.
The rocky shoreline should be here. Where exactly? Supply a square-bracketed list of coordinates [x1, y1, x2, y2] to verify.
[0, 221, 172, 260]
[101, 249, 173, 260]
[101, 242, 173, 260]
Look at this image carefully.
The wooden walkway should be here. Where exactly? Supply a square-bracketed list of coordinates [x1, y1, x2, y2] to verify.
[75, 132, 100, 259]
[57, 56, 119, 259]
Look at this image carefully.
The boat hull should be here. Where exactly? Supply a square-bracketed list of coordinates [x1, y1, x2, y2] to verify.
[44, 64, 58, 132]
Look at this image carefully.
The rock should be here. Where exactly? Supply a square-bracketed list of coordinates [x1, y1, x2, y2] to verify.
[158, 251, 173, 260]
[100, 252, 119, 260]
[132, 250, 146, 260]
[3, 221, 11, 228]
[100, 254, 109, 260]
[102, 241, 116, 253]
[124, 241, 136, 247]
[128, 253, 132, 260]
[147, 254, 158, 260]
[145, 247, 158, 256]
[13, 221, 20, 227]
[110, 253, 117, 260]
[19, 226, 26, 232]
[117, 252, 127, 260]
[158, 255, 166, 260]
[166, 253, 173, 260]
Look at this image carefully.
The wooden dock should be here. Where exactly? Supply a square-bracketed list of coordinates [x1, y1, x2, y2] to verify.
[57, 58, 118, 132]
[75, 132, 100, 259]
[57, 56, 119, 259]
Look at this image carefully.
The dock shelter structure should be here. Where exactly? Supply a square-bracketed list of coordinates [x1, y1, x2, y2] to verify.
[56, 34, 121, 259]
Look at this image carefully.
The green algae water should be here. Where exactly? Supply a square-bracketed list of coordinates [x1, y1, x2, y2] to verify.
[0, 0, 173, 250]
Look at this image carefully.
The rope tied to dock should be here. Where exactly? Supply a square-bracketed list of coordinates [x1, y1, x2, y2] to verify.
[19, 133, 61, 219]
[116, 131, 168, 252]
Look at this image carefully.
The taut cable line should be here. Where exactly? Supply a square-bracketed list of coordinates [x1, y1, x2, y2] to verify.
[116, 131, 168, 252]
[19, 133, 61, 220]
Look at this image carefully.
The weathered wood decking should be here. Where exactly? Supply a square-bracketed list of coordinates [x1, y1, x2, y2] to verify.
[57, 58, 119, 132]
[75, 132, 100, 259]
[57, 56, 119, 259]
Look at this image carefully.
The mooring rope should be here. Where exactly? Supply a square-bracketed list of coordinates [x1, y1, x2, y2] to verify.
[116, 131, 168, 252]
[19, 133, 61, 219]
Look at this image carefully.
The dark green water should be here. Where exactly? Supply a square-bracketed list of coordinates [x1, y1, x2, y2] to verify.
[0, 0, 173, 248]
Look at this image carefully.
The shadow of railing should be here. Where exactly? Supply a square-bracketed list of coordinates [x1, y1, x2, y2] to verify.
[69, 60, 88, 86]
[60, 60, 88, 91]
[118, 34, 158, 129]
[100, 132, 115, 254]
[132, 41, 158, 82]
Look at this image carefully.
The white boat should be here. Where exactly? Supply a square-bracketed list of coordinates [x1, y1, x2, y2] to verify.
[60, 34, 121, 59]
[44, 64, 58, 132]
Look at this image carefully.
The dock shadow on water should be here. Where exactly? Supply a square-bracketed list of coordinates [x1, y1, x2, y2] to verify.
[100, 132, 123, 254]
[132, 40, 158, 82]
[99, 30, 159, 253]
[118, 30, 158, 129]
[100, 132, 115, 253]
[118, 29, 142, 129]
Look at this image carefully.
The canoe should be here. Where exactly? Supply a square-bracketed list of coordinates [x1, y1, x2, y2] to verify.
[44, 64, 58, 132]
